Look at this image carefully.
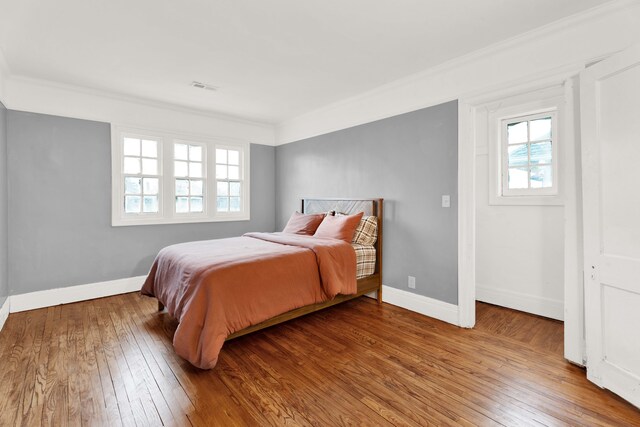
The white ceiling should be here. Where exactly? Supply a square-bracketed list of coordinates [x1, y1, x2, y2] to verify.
[0, 0, 612, 124]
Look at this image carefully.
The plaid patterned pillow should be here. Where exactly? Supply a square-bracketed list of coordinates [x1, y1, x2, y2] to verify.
[352, 216, 378, 245]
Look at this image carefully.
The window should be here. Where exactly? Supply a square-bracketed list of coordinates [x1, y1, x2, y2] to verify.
[215, 148, 243, 213]
[111, 126, 250, 226]
[501, 111, 557, 196]
[122, 136, 161, 215]
[485, 86, 563, 206]
[174, 142, 205, 214]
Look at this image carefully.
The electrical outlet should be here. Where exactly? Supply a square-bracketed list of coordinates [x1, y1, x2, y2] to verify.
[408, 276, 416, 289]
[442, 195, 451, 208]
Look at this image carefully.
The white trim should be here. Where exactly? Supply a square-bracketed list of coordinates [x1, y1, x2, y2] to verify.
[461, 70, 584, 363]
[488, 195, 565, 207]
[562, 77, 586, 366]
[8, 278, 459, 327]
[458, 72, 572, 330]
[0, 297, 10, 332]
[367, 285, 459, 326]
[9, 275, 146, 313]
[476, 284, 564, 321]
[458, 100, 476, 328]
[7, 75, 272, 130]
[276, 0, 636, 145]
[3, 75, 276, 146]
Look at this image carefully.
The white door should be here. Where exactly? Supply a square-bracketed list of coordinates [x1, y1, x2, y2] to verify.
[580, 44, 640, 408]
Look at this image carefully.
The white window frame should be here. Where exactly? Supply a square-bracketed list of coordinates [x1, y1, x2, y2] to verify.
[214, 144, 248, 218]
[172, 139, 209, 220]
[111, 125, 250, 226]
[113, 130, 165, 222]
[500, 110, 558, 197]
[488, 94, 564, 206]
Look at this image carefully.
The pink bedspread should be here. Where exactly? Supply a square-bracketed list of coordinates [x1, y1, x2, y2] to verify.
[141, 232, 357, 369]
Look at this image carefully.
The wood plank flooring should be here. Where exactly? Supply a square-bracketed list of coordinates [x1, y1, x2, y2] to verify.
[1, 294, 639, 426]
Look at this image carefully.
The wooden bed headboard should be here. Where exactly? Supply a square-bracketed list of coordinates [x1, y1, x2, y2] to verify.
[301, 198, 383, 276]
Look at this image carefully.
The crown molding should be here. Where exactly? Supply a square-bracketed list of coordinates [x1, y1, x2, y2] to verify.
[2, 0, 636, 141]
[5, 74, 274, 129]
[287, 0, 637, 123]
[276, 0, 640, 145]
[276, 62, 598, 146]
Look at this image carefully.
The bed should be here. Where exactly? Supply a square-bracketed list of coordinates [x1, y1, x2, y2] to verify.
[141, 198, 383, 369]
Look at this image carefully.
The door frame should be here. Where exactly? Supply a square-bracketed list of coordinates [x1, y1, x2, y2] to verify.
[457, 67, 586, 365]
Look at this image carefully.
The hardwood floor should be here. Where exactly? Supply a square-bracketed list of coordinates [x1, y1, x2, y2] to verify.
[475, 301, 565, 357]
[1, 295, 639, 426]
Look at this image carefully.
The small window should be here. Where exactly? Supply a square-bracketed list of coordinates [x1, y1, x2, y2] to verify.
[111, 125, 250, 226]
[501, 111, 557, 197]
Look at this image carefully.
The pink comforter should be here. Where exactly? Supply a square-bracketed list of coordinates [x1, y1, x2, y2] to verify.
[141, 232, 357, 369]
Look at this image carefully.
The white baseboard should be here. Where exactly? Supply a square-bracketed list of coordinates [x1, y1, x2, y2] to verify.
[0, 297, 10, 332]
[9, 275, 147, 313]
[476, 284, 564, 321]
[5, 277, 460, 330]
[366, 285, 460, 326]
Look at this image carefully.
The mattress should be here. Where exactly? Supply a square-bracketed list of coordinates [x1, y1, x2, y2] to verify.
[353, 243, 376, 279]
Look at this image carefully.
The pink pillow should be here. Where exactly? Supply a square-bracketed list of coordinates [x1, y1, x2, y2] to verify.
[314, 212, 364, 243]
[282, 211, 325, 235]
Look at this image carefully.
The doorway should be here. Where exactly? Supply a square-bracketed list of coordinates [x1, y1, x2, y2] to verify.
[458, 73, 585, 366]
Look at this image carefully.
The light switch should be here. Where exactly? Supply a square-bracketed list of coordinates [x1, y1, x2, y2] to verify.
[442, 195, 451, 208]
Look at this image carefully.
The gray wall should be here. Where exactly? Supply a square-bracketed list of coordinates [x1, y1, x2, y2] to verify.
[0, 102, 7, 307]
[7, 111, 275, 295]
[276, 100, 458, 304]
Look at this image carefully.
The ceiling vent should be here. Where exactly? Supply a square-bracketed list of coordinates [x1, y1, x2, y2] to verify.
[191, 81, 217, 91]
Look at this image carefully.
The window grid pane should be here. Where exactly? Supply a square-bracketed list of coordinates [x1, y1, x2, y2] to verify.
[125, 195, 142, 213]
[143, 196, 159, 213]
[216, 180, 241, 212]
[529, 118, 552, 141]
[190, 180, 203, 196]
[507, 121, 527, 144]
[123, 138, 140, 156]
[141, 140, 157, 157]
[143, 178, 159, 195]
[122, 137, 160, 214]
[505, 115, 553, 191]
[530, 141, 552, 165]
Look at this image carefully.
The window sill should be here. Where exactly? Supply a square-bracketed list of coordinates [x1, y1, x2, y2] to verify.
[112, 214, 251, 227]
[489, 193, 563, 206]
